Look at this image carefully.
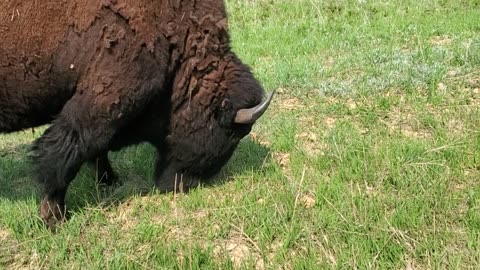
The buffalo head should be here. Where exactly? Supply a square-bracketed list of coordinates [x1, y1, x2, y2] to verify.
[154, 53, 273, 191]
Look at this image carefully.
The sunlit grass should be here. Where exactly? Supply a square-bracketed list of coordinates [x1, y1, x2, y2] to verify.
[1, 0, 480, 268]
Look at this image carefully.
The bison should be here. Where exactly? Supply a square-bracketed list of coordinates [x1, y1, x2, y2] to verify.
[0, 0, 273, 228]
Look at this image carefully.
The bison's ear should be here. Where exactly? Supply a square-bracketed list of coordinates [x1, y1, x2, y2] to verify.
[215, 98, 236, 127]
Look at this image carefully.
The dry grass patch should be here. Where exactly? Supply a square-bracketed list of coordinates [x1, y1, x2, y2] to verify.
[249, 131, 271, 147]
[300, 192, 316, 209]
[404, 256, 425, 270]
[0, 227, 10, 241]
[324, 116, 337, 129]
[382, 107, 432, 139]
[278, 96, 303, 111]
[0, 228, 42, 270]
[445, 118, 466, 136]
[272, 152, 290, 169]
[429, 35, 452, 46]
[296, 131, 327, 157]
[115, 198, 268, 269]
[107, 198, 143, 231]
[273, 89, 308, 112]
[213, 234, 264, 269]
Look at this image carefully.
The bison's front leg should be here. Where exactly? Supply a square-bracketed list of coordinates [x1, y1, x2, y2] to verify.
[33, 94, 155, 229]
[32, 101, 118, 229]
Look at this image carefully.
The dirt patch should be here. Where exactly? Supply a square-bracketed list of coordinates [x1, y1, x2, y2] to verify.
[0, 228, 10, 241]
[249, 132, 271, 147]
[404, 256, 424, 270]
[324, 117, 337, 129]
[382, 107, 432, 139]
[106, 195, 166, 229]
[345, 98, 357, 110]
[429, 35, 452, 46]
[107, 199, 140, 231]
[323, 56, 335, 69]
[0, 228, 42, 270]
[400, 127, 431, 139]
[277, 96, 304, 111]
[437, 82, 448, 92]
[467, 74, 480, 87]
[296, 131, 327, 157]
[467, 86, 480, 106]
[272, 152, 290, 168]
[300, 193, 316, 209]
[213, 234, 264, 269]
[298, 114, 319, 130]
[445, 119, 465, 135]
[166, 225, 194, 243]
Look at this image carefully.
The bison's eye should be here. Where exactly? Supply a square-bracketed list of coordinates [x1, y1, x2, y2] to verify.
[215, 98, 236, 127]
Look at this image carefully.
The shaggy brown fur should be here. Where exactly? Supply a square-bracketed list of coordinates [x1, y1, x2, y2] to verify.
[0, 0, 267, 229]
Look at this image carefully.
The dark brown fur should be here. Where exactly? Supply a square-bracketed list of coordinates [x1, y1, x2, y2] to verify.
[0, 0, 265, 228]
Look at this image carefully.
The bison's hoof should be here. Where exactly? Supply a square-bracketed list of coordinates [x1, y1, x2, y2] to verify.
[39, 198, 66, 231]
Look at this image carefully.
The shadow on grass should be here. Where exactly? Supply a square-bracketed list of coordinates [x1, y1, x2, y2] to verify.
[0, 143, 40, 201]
[0, 137, 269, 231]
[1, 136, 269, 211]
[67, 137, 270, 212]
[208, 137, 271, 187]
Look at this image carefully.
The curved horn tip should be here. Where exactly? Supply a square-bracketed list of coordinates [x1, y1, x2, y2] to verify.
[234, 91, 275, 124]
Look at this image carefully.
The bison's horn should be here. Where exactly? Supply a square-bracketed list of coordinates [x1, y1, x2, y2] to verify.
[234, 91, 274, 124]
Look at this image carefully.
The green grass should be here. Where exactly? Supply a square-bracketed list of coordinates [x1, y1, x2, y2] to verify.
[1, 0, 480, 269]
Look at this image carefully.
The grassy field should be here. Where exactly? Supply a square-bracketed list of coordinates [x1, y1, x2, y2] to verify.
[1, 0, 480, 269]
